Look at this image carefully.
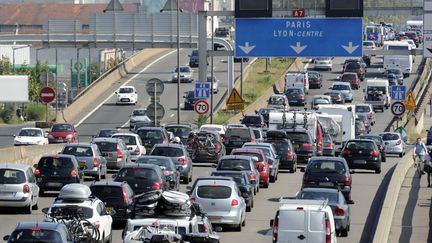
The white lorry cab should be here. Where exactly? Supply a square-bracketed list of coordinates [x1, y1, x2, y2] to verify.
[363, 79, 391, 112]
[383, 41, 413, 77]
[316, 114, 343, 145]
[270, 199, 337, 243]
[285, 72, 309, 94]
[315, 104, 355, 145]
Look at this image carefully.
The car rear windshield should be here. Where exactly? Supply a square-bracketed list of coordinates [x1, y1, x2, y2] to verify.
[242, 116, 261, 124]
[359, 136, 382, 144]
[271, 141, 291, 153]
[151, 147, 183, 157]
[286, 88, 302, 95]
[341, 74, 357, 82]
[211, 173, 246, 185]
[346, 141, 375, 150]
[137, 130, 164, 141]
[136, 158, 175, 170]
[18, 129, 43, 137]
[269, 96, 285, 105]
[95, 142, 117, 152]
[50, 206, 93, 219]
[218, 159, 251, 171]
[252, 130, 261, 139]
[117, 168, 159, 180]
[226, 128, 251, 139]
[112, 135, 136, 145]
[346, 62, 360, 69]
[91, 186, 123, 201]
[298, 191, 338, 204]
[132, 109, 146, 116]
[381, 133, 400, 140]
[62, 146, 93, 157]
[333, 84, 350, 91]
[52, 124, 73, 132]
[356, 105, 371, 112]
[97, 130, 117, 137]
[9, 229, 62, 242]
[0, 169, 26, 184]
[38, 157, 74, 169]
[232, 152, 263, 162]
[308, 161, 346, 174]
[285, 132, 310, 143]
[197, 185, 232, 199]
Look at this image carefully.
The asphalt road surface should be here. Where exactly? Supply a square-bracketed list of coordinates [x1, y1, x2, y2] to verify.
[0, 53, 423, 243]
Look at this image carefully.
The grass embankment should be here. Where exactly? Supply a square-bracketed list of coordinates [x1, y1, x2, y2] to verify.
[0, 103, 55, 124]
[213, 58, 294, 124]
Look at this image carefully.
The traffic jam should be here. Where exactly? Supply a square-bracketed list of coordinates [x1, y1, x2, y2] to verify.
[0, 22, 419, 243]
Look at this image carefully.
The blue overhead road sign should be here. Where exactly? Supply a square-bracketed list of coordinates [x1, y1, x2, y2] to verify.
[235, 18, 363, 57]
[391, 85, 406, 101]
[195, 83, 210, 99]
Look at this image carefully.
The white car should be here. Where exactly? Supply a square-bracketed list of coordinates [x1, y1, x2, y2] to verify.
[129, 108, 151, 129]
[112, 133, 146, 161]
[116, 86, 138, 105]
[363, 40, 376, 50]
[44, 184, 113, 243]
[401, 39, 417, 49]
[379, 132, 405, 157]
[13, 127, 48, 146]
[314, 57, 333, 71]
[200, 124, 226, 136]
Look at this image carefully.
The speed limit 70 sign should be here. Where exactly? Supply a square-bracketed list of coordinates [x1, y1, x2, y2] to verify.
[194, 99, 209, 115]
[391, 101, 406, 116]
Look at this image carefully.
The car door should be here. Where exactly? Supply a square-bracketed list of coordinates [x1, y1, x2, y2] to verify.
[278, 209, 309, 243]
[26, 168, 39, 203]
[94, 145, 107, 170]
[96, 202, 112, 239]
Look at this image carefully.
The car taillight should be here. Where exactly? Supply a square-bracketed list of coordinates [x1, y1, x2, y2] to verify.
[287, 150, 294, 158]
[122, 186, 129, 204]
[359, 128, 366, 133]
[151, 182, 161, 190]
[117, 145, 123, 159]
[377, 145, 383, 151]
[34, 168, 41, 177]
[163, 138, 169, 144]
[303, 176, 309, 185]
[70, 169, 78, 177]
[370, 150, 380, 157]
[342, 149, 351, 156]
[368, 112, 373, 118]
[344, 175, 351, 186]
[231, 199, 239, 206]
[190, 198, 196, 202]
[396, 140, 402, 145]
[134, 146, 140, 154]
[325, 219, 331, 243]
[300, 95, 305, 99]
[303, 143, 313, 149]
[23, 184, 30, 194]
[272, 217, 279, 242]
[248, 172, 256, 181]
[324, 143, 334, 149]
[363, 120, 369, 125]
[94, 221, 100, 229]
[335, 205, 345, 216]
[248, 138, 256, 142]
[93, 157, 99, 168]
[178, 157, 188, 165]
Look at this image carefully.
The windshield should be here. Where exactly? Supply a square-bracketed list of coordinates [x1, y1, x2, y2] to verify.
[119, 87, 134, 93]
[367, 86, 386, 94]
[197, 185, 231, 199]
[232, 152, 263, 162]
[363, 42, 374, 46]
[136, 130, 164, 141]
[286, 88, 302, 95]
[314, 99, 329, 104]
[388, 69, 401, 75]
[151, 147, 183, 157]
[298, 191, 338, 203]
[242, 116, 261, 124]
[50, 206, 93, 219]
[218, 159, 251, 171]
[308, 161, 346, 174]
[62, 146, 93, 157]
[136, 158, 175, 170]
[132, 109, 146, 116]
[211, 173, 246, 185]
[18, 129, 43, 137]
[359, 136, 382, 144]
[388, 45, 409, 50]
[381, 133, 400, 141]
[226, 128, 251, 139]
[52, 124, 73, 132]
[332, 84, 350, 91]
[175, 67, 191, 73]
[112, 135, 136, 145]
[9, 229, 63, 242]
[95, 142, 117, 152]
[91, 186, 123, 201]
[97, 129, 117, 137]
[38, 157, 74, 169]
[0, 169, 26, 184]
[356, 105, 371, 113]
[286, 132, 310, 143]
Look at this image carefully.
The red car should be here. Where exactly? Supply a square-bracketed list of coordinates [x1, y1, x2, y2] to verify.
[48, 123, 78, 143]
[341, 72, 360, 90]
[231, 148, 270, 188]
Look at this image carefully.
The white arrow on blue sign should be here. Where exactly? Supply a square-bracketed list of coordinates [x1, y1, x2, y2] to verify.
[235, 18, 363, 57]
[195, 83, 210, 99]
[391, 85, 406, 101]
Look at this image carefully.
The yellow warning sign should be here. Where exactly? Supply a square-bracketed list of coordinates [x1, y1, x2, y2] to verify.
[404, 90, 416, 110]
[226, 88, 245, 110]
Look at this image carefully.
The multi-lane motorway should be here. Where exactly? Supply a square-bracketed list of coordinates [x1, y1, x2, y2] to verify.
[0, 51, 424, 243]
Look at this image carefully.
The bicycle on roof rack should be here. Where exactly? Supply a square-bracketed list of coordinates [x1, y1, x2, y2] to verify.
[42, 206, 100, 243]
[187, 132, 222, 158]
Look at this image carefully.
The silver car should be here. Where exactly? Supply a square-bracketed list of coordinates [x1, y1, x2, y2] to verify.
[0, 163, 39, 214]
[172, 66, 194, 83]
[129, 108, 151, 129]
[330, 82, 353, 103]
[92, 137, 131, 170]
[379, 132, 405, 157]
[191, 179, 246, 231]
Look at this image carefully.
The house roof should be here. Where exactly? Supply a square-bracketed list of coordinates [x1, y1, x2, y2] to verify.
[0, 3, 137, 25]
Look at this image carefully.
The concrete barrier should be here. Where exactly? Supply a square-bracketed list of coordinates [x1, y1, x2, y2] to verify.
[372, 151, 413, 243]
[0, 144, 64, 165]
[56, 48, 169, 124]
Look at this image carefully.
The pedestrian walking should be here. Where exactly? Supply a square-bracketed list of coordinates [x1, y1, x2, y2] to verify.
[425, 148, 432, 187]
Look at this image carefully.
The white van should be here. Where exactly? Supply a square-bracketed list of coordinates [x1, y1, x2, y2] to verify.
[285, 72, 309, 94]
[270, 199, 337, 243]
[363, 79, 391, 111]
[383, 41, 413, 77]
[316, 104, 356, 144]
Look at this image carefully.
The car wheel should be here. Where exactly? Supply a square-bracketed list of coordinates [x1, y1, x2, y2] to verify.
[181, 177, 188, 184]
[340, 228, 348, 237]
[242, 217, 246, 227]
[399, 152, 404, 158]
[95, 172, 101, 181]
[32, 201, 39, 210]
[24, 203, 32, 214]
[101, 168, 106, 179]
[270, 175, 275, 183]
[263, 182, 269, 188]
[375, 168, 381, 174]
[256, 185, 260, 193]
[106, 233, 112, 243]
[246, 205, 252, 212]
[382, 156, 387, 162]
[235, 223, 242, 232]
[39, 189, 45, 197]
[189, 173, 192, 183]
[253, 187, 257, 195]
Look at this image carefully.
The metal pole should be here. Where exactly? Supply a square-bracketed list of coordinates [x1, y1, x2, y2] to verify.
[76, 48, 80, 96]
[240, 59, 243, 98]
[12, 49, 15, 73]
[88, 47, 92, 84]
[154, 81, 157, 127]
[176, 0, 180, 124]
[55, 48, 58, 118]
[210, 0, 214, 124]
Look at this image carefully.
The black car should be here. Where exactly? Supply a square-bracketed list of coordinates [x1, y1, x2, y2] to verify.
[113, 163, 169, 194]
[183, 91, 200, 110]
[188, 130, 226, 163]
[297, 187, 352, 237]
[302, 156, 353, 202]
[241, 114, 266, 128]
[357, 135, 386, 162]
[136, 155, 181, 191]
[94, 128, 119, 138]
[257, 108, 275, 127]
[223, 127, 256, 154]
[135, 127, 170, 151]
[265, 130, 297, 173]
[4, 221, 73, 243]
[34, 154, 83, 195]
[324, 91, 345, 104]
[164, 123, 192, 145]
[90, 181, 135, 224]
[210, 171, 254, 212]
[285, 87, 306, 106]
[130, 121, 154, 133]
[307, 71, 323, 89]
[284, 128, 316, 165]
[340, 139, 382, 173]
[188, 49, 199, 67]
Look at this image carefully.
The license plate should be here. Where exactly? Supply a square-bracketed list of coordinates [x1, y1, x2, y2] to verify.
[293, 144, 300, 149]
[319, 182, 334, 186]
[105, 207, 113, 212]
[207, 216, 222, 222]
[79, 162, 86, 167]
[47, 182, 63, 187]
[121, 98, 130, 102]
[354, 160, 366, 164]
[0, 192, 14, 196]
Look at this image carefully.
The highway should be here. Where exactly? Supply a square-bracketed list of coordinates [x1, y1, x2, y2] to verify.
[0, 53, 424, 243]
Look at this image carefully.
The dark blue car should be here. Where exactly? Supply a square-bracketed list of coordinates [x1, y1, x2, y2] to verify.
[4, 221, 73, 242]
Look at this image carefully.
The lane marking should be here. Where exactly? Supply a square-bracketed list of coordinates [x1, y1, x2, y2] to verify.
[170, 113, 175, 118]
[76, 50, 177, 127]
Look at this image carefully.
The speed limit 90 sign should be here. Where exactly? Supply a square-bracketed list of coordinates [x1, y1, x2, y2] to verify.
[391, 101, 406, 116]
[194, 99, 209, 115]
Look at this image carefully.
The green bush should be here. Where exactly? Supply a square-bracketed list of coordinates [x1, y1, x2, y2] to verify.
[25, 104, 46, 121]
[0, 104, 14, 123]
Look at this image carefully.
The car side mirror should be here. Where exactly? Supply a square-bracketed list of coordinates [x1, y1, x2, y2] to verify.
[128, 147, 133, 150]
[188, 55, 191, 57]
[270, 219, 274, 227]
[33, 164, 38, 169]
[41, 207, 49, 215]
[328, 87, 332, 90]
[115, 91, 118, 94]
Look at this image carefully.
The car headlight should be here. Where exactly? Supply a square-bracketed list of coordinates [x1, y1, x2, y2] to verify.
[66, 134, 73, 139]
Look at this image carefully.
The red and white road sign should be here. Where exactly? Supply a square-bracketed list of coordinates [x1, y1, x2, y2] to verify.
[391, 101, 406, 116]
[39, 86, 55, 104]
[194, 99, 209, 115]
[292, 9, 305, 18]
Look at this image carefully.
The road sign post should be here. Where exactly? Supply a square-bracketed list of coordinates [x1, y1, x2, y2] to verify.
[194, 99, 210, 115]
[235, 18, 363, 57]
[39, 86, 55, 123]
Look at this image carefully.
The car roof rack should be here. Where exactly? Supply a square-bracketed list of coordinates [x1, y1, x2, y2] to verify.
[278, 198, 329, 209]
